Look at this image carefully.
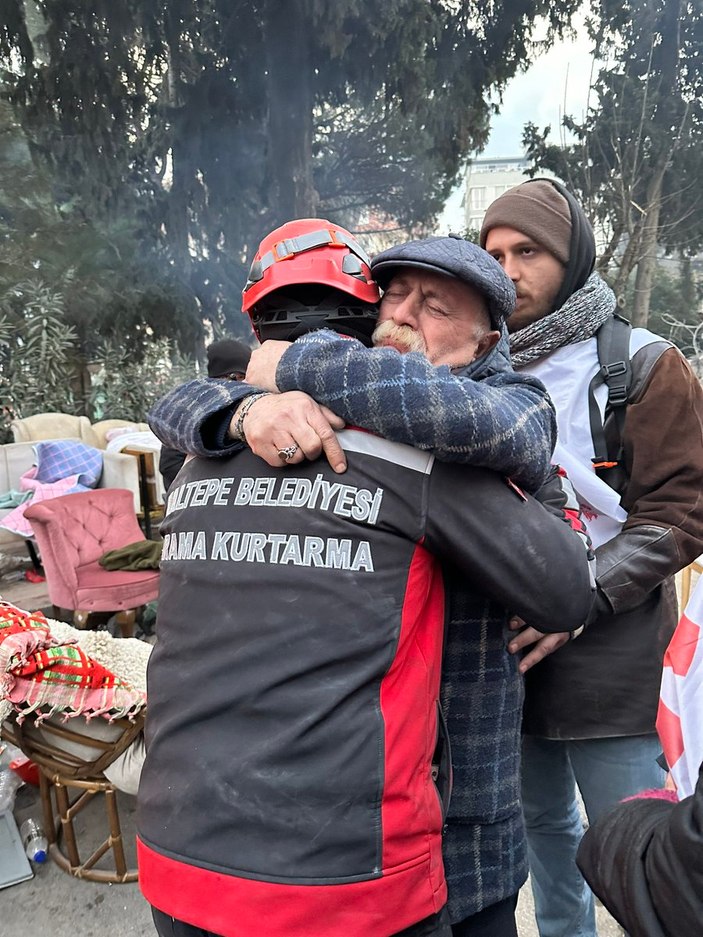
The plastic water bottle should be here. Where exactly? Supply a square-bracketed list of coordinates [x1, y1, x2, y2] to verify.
[0, 768, 23, 812]
[20, 818, 48, 863]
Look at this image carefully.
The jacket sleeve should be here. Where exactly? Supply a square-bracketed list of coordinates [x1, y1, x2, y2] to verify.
[535, 465, 594, 554]
[577, 761, 703, 937]
[148, 379, 258, 457]
[535, 466, 598, 611]
[276, 329, 556, 491]
[596, 348, 703, 615]
[423, 463, 595, 632]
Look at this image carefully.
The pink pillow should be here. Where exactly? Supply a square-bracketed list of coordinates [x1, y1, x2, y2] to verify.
[105, 426, 137, 442]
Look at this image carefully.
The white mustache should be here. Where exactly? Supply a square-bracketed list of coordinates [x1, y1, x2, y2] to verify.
[372, 321, 426, 355]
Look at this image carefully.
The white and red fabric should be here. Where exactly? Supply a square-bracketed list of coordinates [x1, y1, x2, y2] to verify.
[520, 328, 661, 549]
[657, 573, 703, 799]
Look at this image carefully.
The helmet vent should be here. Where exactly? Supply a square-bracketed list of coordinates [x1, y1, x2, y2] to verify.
[342, 254, 364, 278]
[245, 259, 263, 287]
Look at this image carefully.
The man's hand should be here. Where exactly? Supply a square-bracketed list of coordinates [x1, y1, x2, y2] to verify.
[231, 391, 347, 473]
[244, 341, 292, 393]
[507, 616, 572, 674]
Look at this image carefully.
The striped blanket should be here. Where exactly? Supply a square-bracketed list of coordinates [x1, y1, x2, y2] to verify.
[0, 602, 145, 724]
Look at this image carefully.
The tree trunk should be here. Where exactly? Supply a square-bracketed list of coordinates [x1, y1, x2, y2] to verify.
[679, 256, 696, 312]
[630, 0, 683, 328]
[597, 220, 625, 276]
[265, 0, 318, 222]
[67, 350, 92, 415]
[613, 224, 642, 306]
[22, 0, 49, 66]
[631, 165, 666, 328]
[164, 39, 191, 276]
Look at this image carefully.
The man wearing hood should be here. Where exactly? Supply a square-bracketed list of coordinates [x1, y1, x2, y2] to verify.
[478, 179, 703, 937]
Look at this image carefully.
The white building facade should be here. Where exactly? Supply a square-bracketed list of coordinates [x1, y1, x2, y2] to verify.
[463, 156, 555, 233]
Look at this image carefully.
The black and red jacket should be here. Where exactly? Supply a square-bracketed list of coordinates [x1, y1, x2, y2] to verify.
[137, 429, 593, 937]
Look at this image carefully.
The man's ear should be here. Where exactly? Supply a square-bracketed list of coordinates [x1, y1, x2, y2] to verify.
[473, 330, 501, 360]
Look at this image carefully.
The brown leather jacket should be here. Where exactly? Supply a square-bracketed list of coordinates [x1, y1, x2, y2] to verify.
[524, 344, 703, 738]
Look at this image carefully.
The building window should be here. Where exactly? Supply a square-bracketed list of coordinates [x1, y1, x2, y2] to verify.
[470, 187, 487, 210]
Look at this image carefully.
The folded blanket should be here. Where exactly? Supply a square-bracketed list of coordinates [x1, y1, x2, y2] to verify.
[99, 540, 162, 571]
[0, 473, 82, 537]
[105, 429, 162, 454]
[0, 490, 32, 509]
[0, 602, 147, 725]
[34, 440, 103, 488]
[0, 440, 104, 538]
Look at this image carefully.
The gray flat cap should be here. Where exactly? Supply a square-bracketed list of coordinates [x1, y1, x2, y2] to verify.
[370, 235, 516, 327]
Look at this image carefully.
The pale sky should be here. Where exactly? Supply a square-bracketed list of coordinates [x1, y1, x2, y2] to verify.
[484, 12, 597, 157]
[438, 10, 597, 231]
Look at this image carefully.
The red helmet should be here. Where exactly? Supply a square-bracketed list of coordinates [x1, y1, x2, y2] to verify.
[242, 218, 380, 314]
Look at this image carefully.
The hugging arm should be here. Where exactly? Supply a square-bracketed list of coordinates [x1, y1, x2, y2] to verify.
[424, 463, 595, 632]
[148, 326, 557, 491]
[148, 378, 348, 470]
[148, 378, 254, 457]
[506, 465, 596, 670]
[276, 329, 556, 491]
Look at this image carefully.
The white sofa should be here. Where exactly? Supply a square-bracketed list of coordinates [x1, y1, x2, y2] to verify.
[0, 440, 142, 547]
[9, 413, 150, 450]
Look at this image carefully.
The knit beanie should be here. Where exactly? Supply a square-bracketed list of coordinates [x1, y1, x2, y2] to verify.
[479, 180, 572, 265]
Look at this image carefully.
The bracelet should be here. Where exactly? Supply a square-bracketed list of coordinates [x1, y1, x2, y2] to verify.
[230, 393, 269, 443]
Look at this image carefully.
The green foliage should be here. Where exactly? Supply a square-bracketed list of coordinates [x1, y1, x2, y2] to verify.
[459, 227, 481, 246]
[0, 0, 584, 332]
[88, 337, 197, 423]
[0, 285, 199, 442]
[0, 99, 201, 436]
[630, 260, 703, 355]
[523, 0, 703, 328]
[599, 257, 703, 357]
[0, 278, 80, 441]
[0, 100, 204, 364]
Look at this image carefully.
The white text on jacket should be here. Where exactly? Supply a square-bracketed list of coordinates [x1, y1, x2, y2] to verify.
[166, 474, 384, 526]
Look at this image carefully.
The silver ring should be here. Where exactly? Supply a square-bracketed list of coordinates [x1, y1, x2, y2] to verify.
[277, 444, 299, 462]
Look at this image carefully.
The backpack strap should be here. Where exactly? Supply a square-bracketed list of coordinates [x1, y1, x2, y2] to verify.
[588, 314, 632, 487]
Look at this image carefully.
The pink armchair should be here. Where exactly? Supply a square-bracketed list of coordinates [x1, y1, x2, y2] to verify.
[25, 488, 160, 636]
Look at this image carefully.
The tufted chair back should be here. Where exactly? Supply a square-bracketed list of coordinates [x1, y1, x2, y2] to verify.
[25, 489, 152, 611]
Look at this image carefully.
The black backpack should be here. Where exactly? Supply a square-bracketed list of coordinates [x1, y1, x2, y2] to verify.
[587, 314, 632, 491]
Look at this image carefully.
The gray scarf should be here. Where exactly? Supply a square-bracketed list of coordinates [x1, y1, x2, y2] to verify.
[509, 272, 617, 367]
